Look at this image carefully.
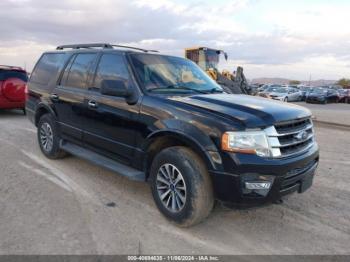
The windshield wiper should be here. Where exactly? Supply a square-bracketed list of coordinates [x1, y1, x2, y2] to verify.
[148, 84, 208, 94]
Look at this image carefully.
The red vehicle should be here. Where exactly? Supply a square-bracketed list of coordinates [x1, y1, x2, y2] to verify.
[0, 65, 28, 113]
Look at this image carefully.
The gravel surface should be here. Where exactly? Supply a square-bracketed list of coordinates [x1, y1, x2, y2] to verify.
[0, 109, 349, 255]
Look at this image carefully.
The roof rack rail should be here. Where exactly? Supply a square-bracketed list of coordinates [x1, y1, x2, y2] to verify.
[56, 43, 159, 53]
[111, 44, 159, 53]
[56, 43, 113, 50]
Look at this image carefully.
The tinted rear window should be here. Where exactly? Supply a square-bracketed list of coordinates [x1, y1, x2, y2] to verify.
[30, 53, 69, 85]
[0, 70, 28, 82]
[63, 53, 97, 89]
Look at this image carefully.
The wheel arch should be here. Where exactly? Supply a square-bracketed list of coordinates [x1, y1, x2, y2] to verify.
[34, 103, 56, 126]
[142, 130, 220, 180]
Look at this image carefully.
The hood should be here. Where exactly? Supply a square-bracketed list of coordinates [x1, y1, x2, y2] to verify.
[169, 94, 311, 128]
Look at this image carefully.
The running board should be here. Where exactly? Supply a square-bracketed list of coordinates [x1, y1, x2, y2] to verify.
[60, 141, 145, 182]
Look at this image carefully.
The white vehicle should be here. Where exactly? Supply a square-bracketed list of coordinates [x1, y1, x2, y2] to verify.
[269, 87, 302, 102]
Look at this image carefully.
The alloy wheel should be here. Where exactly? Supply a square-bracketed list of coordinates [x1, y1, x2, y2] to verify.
[156, 163, 187, 213]
[40, 122, 53, 152]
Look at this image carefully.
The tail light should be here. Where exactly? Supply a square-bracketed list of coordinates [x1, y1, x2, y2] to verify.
[0, 80, 3, 96]
[24, 84, 29, 101]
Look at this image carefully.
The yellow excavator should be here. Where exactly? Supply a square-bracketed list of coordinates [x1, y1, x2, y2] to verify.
[185, 47, 249, 94]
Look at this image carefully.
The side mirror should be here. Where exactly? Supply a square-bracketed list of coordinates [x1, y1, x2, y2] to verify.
[100, 79, 130, 97]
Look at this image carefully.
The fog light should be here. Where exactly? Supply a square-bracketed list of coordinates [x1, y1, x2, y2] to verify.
[245, 182, 271, 190]
[242, 174, 275, 197]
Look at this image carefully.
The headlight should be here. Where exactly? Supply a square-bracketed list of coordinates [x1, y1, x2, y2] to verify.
[221, 131, 270, 157]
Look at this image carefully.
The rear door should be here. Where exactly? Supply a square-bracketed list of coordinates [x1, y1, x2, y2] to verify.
[82, 52, 141, 165]
[290, 88, 299, 101]
[53, 52, 98, 144]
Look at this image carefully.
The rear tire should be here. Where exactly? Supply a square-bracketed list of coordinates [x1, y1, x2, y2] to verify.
[37, 114, 67, 159]
[150, 146, 214, 227]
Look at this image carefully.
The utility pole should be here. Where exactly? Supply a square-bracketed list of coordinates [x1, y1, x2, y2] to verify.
[308, 74, 311, 86]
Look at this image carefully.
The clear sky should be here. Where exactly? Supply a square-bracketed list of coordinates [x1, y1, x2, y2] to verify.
[0, 0, 349, 80]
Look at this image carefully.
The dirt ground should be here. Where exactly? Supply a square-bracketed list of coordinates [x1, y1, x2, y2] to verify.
[0, 109, 349, 255]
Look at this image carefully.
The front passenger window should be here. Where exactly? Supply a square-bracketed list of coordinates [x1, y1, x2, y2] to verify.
[93, 54, 130, 90]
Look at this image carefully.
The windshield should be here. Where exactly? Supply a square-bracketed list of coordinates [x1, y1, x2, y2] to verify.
[275, 87, 288, 93]
[266, 86, 287, 93]
[312, 88, 327, 94]
[201, 49, 220, 70]
[265, 87, 278, 92]
[129, 54, 222, 94]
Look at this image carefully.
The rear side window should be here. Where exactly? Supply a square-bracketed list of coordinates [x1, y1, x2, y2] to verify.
[30, 53, 68, 85]
[93, 53, 130, 89]
[0, 70, 28, 82]
[63, 53, 97, 88]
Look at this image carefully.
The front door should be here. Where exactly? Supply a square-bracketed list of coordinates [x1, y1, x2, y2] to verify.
[82, 52, 141, 165]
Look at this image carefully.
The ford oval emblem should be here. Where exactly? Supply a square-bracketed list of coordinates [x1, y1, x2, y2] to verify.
[295, 131, 308, 140]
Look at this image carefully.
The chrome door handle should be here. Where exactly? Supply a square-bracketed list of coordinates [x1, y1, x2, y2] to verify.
[88, 100, 98, 108]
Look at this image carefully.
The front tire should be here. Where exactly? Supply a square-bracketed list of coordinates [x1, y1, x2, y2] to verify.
[284, 97, 288, 102]
[37, 114, 66, 159]
[150, 146, 214, 227]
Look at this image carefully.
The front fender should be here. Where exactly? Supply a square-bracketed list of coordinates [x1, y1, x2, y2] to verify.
[143, 119, 223, 171]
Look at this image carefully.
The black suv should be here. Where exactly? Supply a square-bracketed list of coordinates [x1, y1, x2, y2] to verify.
[26, 43, 319, 227]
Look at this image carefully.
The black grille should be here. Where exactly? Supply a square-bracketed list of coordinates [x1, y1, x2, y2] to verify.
[278, 128, 313, 145]
[275, 118, 311, 134]
[273, 117, 314, 157]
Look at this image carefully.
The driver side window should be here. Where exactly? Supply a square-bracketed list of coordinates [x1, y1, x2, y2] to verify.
[93, 53, 130, 90]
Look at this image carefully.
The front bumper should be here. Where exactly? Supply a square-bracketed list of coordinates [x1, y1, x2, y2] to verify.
[271, 96, 284, 101]
[209, 143, 319, 207]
